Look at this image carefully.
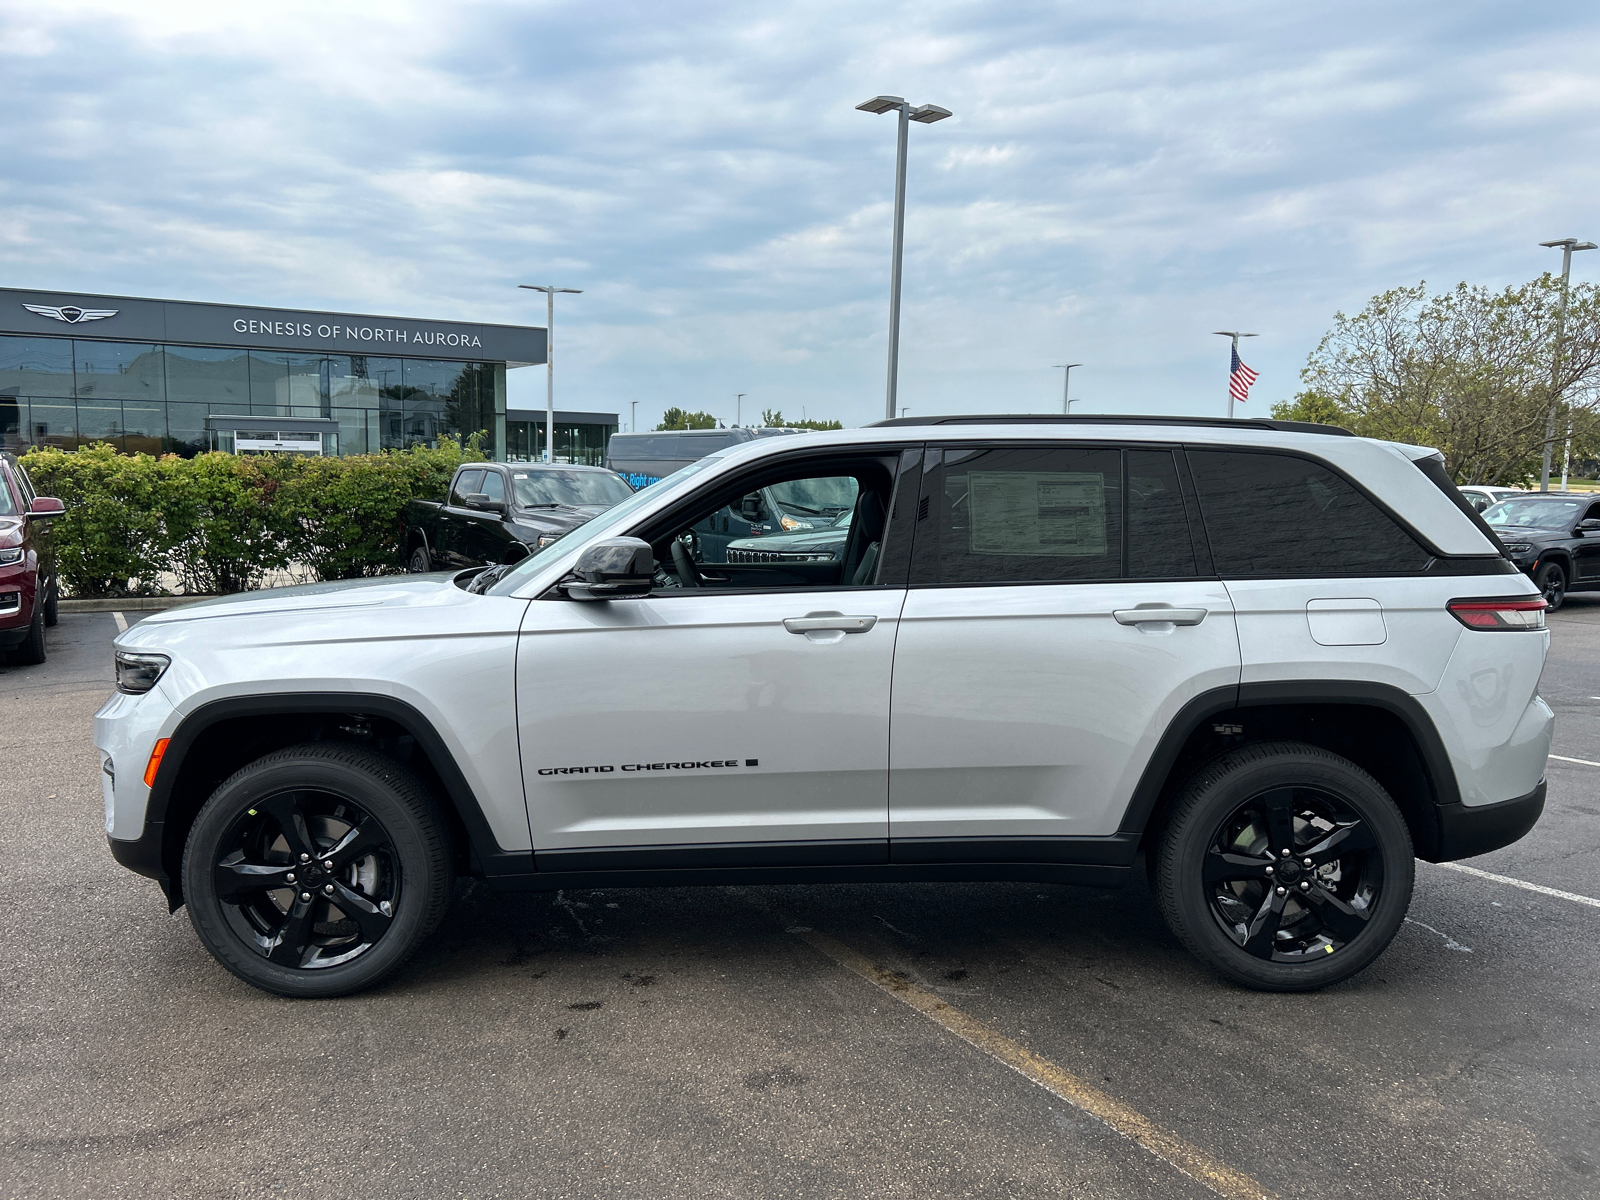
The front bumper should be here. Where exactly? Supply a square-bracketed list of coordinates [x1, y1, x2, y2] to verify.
[1429, 779, 1545, 861]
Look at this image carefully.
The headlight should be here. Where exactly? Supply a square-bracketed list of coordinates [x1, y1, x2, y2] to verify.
[0, 548, 22, 565]
[1503, 543, 1533, 553]
[779, 516, 814, 532]
[536, 534, 563, 549]
[115, 650, 170, 695]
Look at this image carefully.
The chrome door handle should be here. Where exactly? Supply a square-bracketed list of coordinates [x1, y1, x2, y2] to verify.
[1113, 607, 1208, 626]
[783, 614, 878, 634]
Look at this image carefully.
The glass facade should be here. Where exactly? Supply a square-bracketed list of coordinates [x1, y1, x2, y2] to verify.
[505, 418, 617, 465]
[0, 334, 506, 458]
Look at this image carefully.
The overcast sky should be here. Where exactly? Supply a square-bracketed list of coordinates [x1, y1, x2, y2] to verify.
[3, 0, 1598, 429]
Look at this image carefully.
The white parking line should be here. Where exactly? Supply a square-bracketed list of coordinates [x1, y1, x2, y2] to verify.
[1431, 861, 1600, 910]
[112, 611, 128, 633]
[1549, 753, 1600, 768]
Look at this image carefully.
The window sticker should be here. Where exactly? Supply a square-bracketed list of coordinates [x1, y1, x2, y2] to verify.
[967, 471, 1107, 557]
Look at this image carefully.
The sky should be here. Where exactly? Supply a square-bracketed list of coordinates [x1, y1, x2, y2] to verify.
[2, 0, 1599, 431]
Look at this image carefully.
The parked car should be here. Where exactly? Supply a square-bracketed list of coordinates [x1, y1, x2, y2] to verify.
[1481, 490, 1600, 609]
[0, 452, 64, 665]
[1458, 484, 1524, 513]
[99, 414, 1549, 999]
[605, 427, 804, 490]
[401, 461, 633, 572]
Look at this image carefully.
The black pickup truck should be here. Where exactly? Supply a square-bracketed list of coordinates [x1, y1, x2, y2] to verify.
[401, 462, 634, 572]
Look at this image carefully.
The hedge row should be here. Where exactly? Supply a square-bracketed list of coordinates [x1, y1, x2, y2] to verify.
[21, 438, 486, 598]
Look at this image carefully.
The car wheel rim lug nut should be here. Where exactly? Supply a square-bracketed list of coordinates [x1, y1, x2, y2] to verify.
[1300, 882, 1310, 890]
[1280, 849, 1291, 858]
[300, 892, 310, 902]
[286, 873, 295, 883]
[324, 884, 334, 894]
[1276, 886, 1286, 895]
[323, 862, 333, 870]
[1264, 866, 1274, 875]
[1303, 858, 1313, 868]
[300, 853, 310, 862]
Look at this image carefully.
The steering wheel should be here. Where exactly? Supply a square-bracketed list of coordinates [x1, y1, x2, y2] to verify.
[671, 539, 702, 588]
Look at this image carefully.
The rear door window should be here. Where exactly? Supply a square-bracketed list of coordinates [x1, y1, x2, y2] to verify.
[1127, 450, 1199, 578]
[1188, 449, 1430, 576]
[913, 446, 1123, 584]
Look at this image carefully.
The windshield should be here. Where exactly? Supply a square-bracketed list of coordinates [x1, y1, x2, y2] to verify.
[486, 454, 726, 596]
[1483, 498, 1584, 530]
[0, 470, 14, 515]
[768, 476, 857, 516]
[512, 469, 633, 508]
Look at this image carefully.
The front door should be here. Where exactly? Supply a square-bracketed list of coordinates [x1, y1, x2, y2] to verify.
[1574, 501, 1600, 583]
[888, 444, 1242, 847]
[516, 450, 913, 866]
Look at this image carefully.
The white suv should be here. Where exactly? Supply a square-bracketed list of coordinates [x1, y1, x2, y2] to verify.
[96, 416, 1552, 997]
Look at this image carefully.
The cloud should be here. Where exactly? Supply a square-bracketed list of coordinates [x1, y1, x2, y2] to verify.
[2, 0, 1598, 428]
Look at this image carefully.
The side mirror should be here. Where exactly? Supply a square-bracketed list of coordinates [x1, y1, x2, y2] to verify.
[28, 497, 64, 517]
[560, 537, 655, 601]
[739, 493, 765, 522]
[464, 493, 506, 515]
[1579, 519, 1600, 534]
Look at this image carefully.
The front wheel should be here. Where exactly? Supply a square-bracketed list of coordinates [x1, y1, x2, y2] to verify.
[10, 604, 45, 665]
[182, 743, 453, 998]
[1535, 561, 1566, 611]
[1155, 741, 1414, 991]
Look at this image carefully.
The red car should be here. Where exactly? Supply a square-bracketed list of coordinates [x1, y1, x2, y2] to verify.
[0, 453, 64, 665]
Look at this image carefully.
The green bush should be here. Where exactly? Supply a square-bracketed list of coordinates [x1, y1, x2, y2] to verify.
[20, 437, 485, 597]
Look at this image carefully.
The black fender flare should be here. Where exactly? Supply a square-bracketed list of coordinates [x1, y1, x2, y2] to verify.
[120, 692, 532, 904]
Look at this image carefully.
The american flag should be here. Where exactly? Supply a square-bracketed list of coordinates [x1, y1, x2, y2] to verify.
[1229, 344, 1259, 404]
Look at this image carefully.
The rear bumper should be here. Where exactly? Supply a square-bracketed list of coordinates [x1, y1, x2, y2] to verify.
[1428, 780, 1545, 862]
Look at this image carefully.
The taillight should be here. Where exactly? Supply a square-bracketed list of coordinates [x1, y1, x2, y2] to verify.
[1447, 597, 1547, 631]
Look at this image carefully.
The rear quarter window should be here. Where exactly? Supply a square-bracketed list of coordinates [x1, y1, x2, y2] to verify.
[1188, 449, 1432, 576]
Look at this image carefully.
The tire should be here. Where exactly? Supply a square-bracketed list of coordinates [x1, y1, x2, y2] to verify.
[43, 575, 59, 627]
[182, 743, 453, 998]
[1155, 741, 1414, 992]
[408, 543, 432, 573]
[11, 604, 45, 665]
[1535, 561, 1566, 611]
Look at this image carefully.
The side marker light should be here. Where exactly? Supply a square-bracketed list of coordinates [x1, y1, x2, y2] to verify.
[143, 738, 171, 788]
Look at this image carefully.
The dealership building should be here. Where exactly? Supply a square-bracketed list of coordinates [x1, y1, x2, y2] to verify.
[0, 287, 618, 462]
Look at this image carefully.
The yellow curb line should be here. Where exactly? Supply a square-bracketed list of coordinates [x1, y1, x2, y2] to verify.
[789, 927, 1277, 1200]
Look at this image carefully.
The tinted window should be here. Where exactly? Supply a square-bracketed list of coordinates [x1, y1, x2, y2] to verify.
[0, 467, 15, 515]
[1189, 450, 1429, 576]
[1127, 450, 1198, 577]
[920, 446, 1123, 584]
[512, 469, 633, 507]
[479, 471, 505, 504]
[1482, 497, 1582, 530]
[450, 469, 484, 505]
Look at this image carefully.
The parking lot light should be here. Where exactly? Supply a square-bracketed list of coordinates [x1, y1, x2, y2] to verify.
[519, 284, 583, 463]
[1537, 238, 1597, 491]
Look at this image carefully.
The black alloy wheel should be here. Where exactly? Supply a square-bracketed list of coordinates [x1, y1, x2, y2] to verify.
[183, 744, 451, 997]
[43, 575, 59, 627]
[1156, 741, 1413, 991]
[1536, 561, 1566, 611]
[408, 543, 432, 574]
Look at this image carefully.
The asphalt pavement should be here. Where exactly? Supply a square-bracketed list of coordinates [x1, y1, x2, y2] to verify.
[2, 603, 1597, 1199]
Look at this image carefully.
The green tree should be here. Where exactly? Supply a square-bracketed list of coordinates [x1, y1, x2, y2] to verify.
[657, 408, 718, 430]
[1284, 277, 1600, 485]
[758, 408, 843, 431]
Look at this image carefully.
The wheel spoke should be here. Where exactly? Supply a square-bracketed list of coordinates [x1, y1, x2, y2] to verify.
[1258, 788, 1298, 858]
[214, 853, 293, 898]
[330, 881, 393, 943]
[265, 897, 319, 967]
[258, 793, 316, 860]
[1240, 888, 1288, 960]
[324, 820, 385, 866]
[1303, 820, 1375, 866]
[1302, 885, 1372, 943]
[1203, 851, 1272, 886]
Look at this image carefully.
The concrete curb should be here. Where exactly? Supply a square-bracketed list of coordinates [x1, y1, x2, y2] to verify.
[59, 596, 215, 613]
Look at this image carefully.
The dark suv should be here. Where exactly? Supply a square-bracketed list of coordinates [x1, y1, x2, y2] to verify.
[1482, 491, 1600, 610]
[0, 453, 65, 664]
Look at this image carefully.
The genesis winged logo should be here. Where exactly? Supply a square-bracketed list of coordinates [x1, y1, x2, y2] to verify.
[23, 303, 118, 324]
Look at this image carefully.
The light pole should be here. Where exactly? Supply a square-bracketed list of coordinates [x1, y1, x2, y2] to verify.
[736, 393, 746, 427]
[857, 94, 953, 422]
[630, 400, 638, 433]
[1538, 238, 1596, 491]
[1067, 398, 1083, 413]
[1053, 363, 1082, 414]
[1213, 331, 1258, 418]
[518, 283, 582, 462]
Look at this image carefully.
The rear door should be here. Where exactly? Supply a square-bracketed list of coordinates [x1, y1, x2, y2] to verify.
[439, 468, 484, 567]
[887, 443, 1241, 850]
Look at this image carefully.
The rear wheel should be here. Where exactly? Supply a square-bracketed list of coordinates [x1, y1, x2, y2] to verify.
[1155, 741, 1413, 991]
[42, 575, 59, 627]
[408, 543, 432, 573]
[1536, 561, 1566, 611]
[182, 743, 452, 998]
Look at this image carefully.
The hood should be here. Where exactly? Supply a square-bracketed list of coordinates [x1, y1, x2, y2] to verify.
[510, 505, 603, 533]
[1490, 524, 1566, 538]
[728, 525, 850, 553]
[136, 573, 465, 626]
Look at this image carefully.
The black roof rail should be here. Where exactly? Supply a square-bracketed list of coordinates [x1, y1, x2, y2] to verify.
[865, 414, 1356, 437]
